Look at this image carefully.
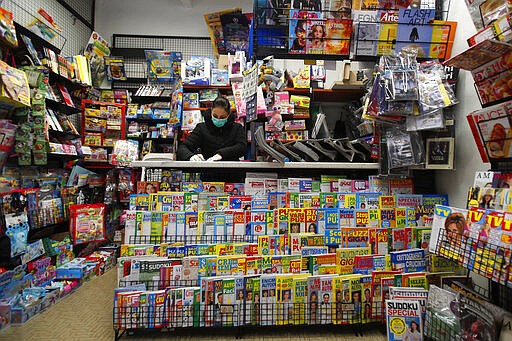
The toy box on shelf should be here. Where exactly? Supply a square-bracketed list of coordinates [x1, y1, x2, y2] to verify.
[81, 100, 126, 164]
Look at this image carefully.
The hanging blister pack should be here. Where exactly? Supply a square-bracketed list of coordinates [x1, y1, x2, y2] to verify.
[387, 132, 415, 169]
[386, 129, 425, 169]
[406, 109, 445, 131]
[380, 47, 419, 102]
[417, 60, 459, 113]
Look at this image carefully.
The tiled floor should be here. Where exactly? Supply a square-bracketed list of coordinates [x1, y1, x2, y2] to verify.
[0, 269, 388, 341]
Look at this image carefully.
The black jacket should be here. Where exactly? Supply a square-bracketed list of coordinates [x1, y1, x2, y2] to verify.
[177, 109, 247, 161]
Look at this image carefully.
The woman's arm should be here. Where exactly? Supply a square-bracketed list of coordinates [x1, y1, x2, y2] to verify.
[177, 125, 203, 160]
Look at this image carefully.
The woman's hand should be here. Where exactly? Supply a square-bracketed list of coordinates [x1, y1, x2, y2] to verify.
[189, 154, 205, 161]
[206, 154, 222, 162]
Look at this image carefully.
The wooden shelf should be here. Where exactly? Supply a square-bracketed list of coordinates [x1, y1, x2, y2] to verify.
[130, 160, 380, 170]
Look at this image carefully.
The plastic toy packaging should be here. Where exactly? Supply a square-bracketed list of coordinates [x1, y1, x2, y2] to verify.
[386, 129, 424, 169]
[69, 203, 106, 245]
[380, 47, 419, 101]
[111, 140, 139, 167]
[117, 169, 134, 202]
[103, 170, 117, 206]
[5, 212, 29, 257]
[417, 60, 459, 113]
[406, 109, 445, 131]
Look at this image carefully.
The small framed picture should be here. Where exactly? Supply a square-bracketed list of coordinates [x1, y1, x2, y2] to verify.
[425, 137, 455, 169]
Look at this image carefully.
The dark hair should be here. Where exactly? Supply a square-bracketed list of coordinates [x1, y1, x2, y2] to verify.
[212, 96, 231, 113]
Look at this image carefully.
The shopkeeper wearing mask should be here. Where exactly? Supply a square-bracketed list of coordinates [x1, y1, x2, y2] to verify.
[177, 96, 246, 162]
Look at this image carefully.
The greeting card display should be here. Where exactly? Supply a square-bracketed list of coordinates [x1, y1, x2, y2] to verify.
[69, 203, 106, 245]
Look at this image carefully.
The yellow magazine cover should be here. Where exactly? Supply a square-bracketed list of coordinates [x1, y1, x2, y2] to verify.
[319, 275, 334, 324]
[377, 11, 397, 56]
[292, 275, 309, 325]
[276, 274, 294, 325]
[349, 276, 362, 324]
[333, 276, 343, 325]
[258, 235, 270, 255]
[344, 194, 357, 208]
[360, 275, 374, 323]
[379, 195, 396, 209]
[288, 208, 306, 234]
[336, 247, 372, 274]
[395, 207, 407, 228]
[309, 253, 337, 275]
[368, 209, 381, 227]
[304, 208, 318, 234]
[266, 210, 276, 235]
[355, 210, 369, 227]
[429, 20, 457, 59]
[276, 208, 289, 235]
[408, 274, 428, 289]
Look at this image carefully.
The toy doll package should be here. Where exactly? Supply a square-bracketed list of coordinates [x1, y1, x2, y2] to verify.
[69, 203, 106, 245]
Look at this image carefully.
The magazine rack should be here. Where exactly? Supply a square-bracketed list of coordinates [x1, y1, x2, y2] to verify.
[432, 228, 512, 312]
[113, 298, 362, 340]
[252, 4, 353, 60]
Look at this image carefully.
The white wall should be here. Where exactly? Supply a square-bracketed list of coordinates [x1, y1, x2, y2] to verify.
[94, 0, 254, 39]
[95, 0, 489, 207]
[436, 0, 490, 207]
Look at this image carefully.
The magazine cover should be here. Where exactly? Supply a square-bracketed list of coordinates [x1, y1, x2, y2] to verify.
[220, 13, 251, 55]
[386, 299, 423, 341]
[204, 8, 242, 56]
[395, 9, 435, 58]
[429, 205, 469, 263]
[306, 19, 327, 54]
[324, 18, 353, 55]
[83, 31, 110, 87]
[328, 0, 352, 19]
[289, 10, 320, 53]
[104, 56, 127, 81]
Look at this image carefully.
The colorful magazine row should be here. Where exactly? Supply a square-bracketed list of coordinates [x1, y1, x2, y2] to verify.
[130, 190, 445, 210]
[123, 206, 441, 246]
[116, 248, 465, 290]
[136, 176, 416, 196]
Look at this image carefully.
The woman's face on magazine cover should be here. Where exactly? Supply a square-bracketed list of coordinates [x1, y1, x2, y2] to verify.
[312, 25, 324, 38]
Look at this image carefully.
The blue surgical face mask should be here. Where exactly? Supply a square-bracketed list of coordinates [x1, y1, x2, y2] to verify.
[212, 116, 228, 128]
